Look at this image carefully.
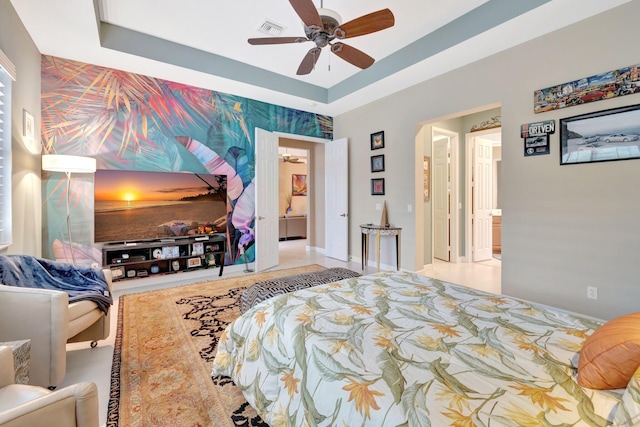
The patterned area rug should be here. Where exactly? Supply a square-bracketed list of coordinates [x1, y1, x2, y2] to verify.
[107, 264, 328, 427]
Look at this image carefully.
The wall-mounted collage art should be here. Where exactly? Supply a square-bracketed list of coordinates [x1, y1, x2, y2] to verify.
[534, 63, 640, 113]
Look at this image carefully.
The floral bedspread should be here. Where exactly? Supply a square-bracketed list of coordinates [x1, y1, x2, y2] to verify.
[213, 271, 625, 426]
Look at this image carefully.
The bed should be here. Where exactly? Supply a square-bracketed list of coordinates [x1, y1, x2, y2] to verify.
[212, 271, 639, 426]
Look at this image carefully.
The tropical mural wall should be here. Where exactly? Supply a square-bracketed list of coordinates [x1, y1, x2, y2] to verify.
[41, 55, 332, 266]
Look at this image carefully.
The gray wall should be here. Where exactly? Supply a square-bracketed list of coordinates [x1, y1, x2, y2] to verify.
[335, 1, 640, 320]
[0, 0, 42, 256]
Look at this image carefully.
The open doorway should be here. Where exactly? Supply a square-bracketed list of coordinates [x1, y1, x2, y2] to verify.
[465, 129, 502, 262]
[278, 137, 349, 261]
[278, 146, 309, 244]
[419, 107, 501, 268]
[418, 108, 501, 294]
[254, 131, 347, 272]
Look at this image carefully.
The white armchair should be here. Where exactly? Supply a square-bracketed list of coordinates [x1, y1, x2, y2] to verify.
[0, 269, 112, 388]
[0, 347, 98, 427]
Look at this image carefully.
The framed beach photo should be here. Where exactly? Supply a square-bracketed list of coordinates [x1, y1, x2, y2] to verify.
[371, 178, 385, 195]
[371, 154, 385, 172]
[370, 131, 385, 150]
[560, 103, 640, 165]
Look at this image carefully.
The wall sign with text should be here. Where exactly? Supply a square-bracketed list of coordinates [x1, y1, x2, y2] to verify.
[521, 120, 555, 156]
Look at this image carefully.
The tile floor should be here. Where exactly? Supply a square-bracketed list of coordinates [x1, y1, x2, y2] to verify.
[62, 239, 501, 426]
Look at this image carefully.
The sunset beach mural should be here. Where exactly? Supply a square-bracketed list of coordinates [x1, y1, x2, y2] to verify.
[94, 170, 227, 243]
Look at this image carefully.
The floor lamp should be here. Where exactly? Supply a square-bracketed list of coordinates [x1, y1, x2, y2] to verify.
[42, 154, 97, 265]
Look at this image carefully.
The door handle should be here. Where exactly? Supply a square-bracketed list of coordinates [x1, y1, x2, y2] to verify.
[340, 213, 348, 217]
[257, 216, 265, 220]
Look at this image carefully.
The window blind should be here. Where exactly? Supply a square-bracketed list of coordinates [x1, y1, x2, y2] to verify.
[0, 49, 14, 246]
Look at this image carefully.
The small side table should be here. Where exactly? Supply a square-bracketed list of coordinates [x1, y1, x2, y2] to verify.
[360, 224, 402, 272]
[0, 339, 31, 384]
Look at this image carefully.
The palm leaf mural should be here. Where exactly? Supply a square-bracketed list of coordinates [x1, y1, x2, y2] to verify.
[42, 56, 217, 156]
[41, 55, 332, 263]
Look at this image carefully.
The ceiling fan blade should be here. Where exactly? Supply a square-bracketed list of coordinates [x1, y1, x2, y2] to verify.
[248, 36, 308, 45]
[331, 42, 375, 69]
[297, 47, 322, 75]
[335, 9, 395, 39]
[289, 0, 322, 28]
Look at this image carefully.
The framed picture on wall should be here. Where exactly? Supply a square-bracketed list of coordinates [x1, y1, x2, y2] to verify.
[423, 156, 430, 201]
[370, 131, 385, 150]
[292, 174, 307, 196]
[560, 103, 640, 165]
[23, 109, 35, 140]
[371, 178, 385, 195]
[371, 154, 385, 172]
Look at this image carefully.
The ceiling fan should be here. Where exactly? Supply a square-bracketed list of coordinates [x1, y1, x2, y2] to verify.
[248, 0, 395, 75]
[280, 153, 305, 163]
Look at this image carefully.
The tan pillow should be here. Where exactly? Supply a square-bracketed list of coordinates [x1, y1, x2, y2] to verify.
[578, 312, 640, 390]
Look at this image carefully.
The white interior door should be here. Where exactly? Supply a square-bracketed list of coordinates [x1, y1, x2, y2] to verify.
[472, 138, 493, 261]
[255, 128, 279, 271]
[433, 137, 450, 261]
[325, 138, 348, 261]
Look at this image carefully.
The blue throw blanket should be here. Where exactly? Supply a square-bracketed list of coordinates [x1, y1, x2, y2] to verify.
[0, 255, 112, 314]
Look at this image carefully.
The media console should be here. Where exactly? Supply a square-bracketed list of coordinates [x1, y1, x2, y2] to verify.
[102, 234, 226, 281]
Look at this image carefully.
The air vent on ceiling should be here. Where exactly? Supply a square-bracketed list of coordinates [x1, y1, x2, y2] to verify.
[258, 19, 286, 36]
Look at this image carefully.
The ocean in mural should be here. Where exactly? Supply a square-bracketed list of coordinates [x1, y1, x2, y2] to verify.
[41, 55, 332, 266]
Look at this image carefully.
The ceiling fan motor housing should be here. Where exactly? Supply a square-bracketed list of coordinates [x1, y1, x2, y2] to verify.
[304, 8, 342, 47]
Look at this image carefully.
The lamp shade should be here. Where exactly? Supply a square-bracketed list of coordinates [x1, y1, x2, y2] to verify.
[42, 154, 96, 173]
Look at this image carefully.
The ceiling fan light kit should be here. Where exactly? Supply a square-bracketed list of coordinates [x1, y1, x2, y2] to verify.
[315, 8, 342, 27]
[247, 0, 394, 75]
